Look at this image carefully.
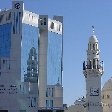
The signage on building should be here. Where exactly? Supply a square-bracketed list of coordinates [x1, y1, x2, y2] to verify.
[15, 3, 21, 9]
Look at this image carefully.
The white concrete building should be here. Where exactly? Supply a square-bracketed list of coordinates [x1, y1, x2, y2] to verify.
[0, 1, 63, 112]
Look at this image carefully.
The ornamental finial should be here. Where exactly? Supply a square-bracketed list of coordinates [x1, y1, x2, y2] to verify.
[92, 26, 95, 35]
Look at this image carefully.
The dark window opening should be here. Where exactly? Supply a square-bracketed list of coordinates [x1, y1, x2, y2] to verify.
[7, 12, 11, 20]
[13, 26, 15, 34]
[40, 18, 43, 25]
[107, 95, 110, 99]
[51, 22, 54, 29]
[58, 25, 61, 31]
[102, 95, 104, 99]
[93, 44, 95, 50]
[93, 59, 96, 69]
[0, 15, 4, 23]
[44, 22, 46, 25]
[44, 18, 46, 21]
[3, 60, 5, 64]
[0, 110, 8, 112]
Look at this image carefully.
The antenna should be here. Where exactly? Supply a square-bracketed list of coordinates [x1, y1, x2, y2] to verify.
[92, 26, 95, 35]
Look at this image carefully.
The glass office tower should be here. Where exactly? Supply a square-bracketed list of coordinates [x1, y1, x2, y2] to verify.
[0, 1, 63, 112]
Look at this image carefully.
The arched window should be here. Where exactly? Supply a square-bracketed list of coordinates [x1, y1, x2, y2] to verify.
[88, 44, 89, 50]
[107, 95, 110, 99]
[93, 44, 95, 50]
[90, 44, 91, 50]
[102, 95, 104, 99]
[93, 59, 96, 69]
[96, 43, 98, 49]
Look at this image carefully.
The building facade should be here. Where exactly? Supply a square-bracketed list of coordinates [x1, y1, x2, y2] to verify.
[65, 97, 86, 112]
[0, 1, 63, 112]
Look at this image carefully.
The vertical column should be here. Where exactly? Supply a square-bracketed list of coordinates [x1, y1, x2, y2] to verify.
[10, 1, 24, 83]
[38, 15, 48, 108]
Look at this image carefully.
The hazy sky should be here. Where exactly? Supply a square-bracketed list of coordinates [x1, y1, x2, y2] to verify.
[1, 0, 112, 106]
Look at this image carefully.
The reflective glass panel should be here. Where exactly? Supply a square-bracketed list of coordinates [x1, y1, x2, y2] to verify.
[0, 23, 11, 57]
[21, 24, 38, 82]
[47, 32, 63, 85]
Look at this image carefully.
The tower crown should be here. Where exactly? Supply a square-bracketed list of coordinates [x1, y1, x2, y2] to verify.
[88, 34, 99, 51]
[89, 35, 98, 43]
[83, 33, 104, 78]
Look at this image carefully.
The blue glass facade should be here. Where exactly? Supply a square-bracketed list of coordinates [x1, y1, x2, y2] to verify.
[0, 23, 11, 57]
[47, 32, 63, 85]
[21, 24, 38, 81]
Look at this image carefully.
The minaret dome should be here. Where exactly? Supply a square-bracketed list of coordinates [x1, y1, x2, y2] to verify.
[89, 35, 98, 43]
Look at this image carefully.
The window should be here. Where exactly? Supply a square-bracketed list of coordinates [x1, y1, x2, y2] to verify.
[44, 18, 47, 25]
[31, 98, 36, 107]
[40, 18, 43, 25]
[46, 100, 53, 108]
[58, 25, 61, 31]
[93, 59, 96, 69]
[52, 88, 54, 97]
[50, 100, 53, 107]
[0, 85, 4, 87]
[0, 59, 1, 69]
[50, 22, 54, 29]
[46, 88, 54, 97]
[20, 110, 26, 112]
[6, 12, 11, 21]
[90, 44, 91, 50]
[0, 15, 4, 23]
[93, 44, 95, 50]
[96, 43, 98, 49]
[102, 95, 104, 99]
[88, 44, 89, 50]
[88, 60, 91, 69]
[3, 60, 5, 64]
[0, 110, 8, 112]
[46, 100, 49, 108]
[9, 12, 11, 20]
[8, 63, 10, 70]
[46, 88, 48, 97]
[32, 56, 34, 60]
[107, 95, 110, 99]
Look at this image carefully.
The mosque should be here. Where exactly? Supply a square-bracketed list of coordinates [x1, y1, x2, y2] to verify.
[65, 29, 112, 112]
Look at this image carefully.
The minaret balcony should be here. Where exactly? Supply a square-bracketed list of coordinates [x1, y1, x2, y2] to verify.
[83, 68, 104, 78]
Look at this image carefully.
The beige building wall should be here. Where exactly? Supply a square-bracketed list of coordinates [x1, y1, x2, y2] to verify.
[102, 78, 112, 112]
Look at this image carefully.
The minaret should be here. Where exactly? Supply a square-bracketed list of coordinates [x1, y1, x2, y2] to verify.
[83, 28, 104, 112]
[24, 47, 38, 83]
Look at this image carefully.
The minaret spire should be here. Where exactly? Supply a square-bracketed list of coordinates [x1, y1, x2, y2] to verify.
[92, 25, 95, 35]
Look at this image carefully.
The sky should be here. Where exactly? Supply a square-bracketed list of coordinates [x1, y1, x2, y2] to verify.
[1, 0, 112, 106]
